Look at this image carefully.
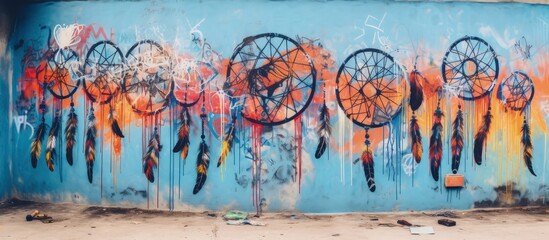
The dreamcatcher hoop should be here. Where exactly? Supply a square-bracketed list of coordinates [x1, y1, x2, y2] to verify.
[498, 71, 534, 112]
[83, 40, 125, 104]
[124, 40, 173, 115]
[336, 48, 406, 128]
[42, 48, 81, 99]
[441, 36, 499, 100]
[225, 33, 316, 126]
[172, 60, 217, 107]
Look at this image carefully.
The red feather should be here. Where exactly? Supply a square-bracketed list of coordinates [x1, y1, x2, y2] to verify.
[85, 112, 96, 183]
[361, 143, 375, 192]
[409, 116, 422, 163]
[451, 107, 464, 174]
[429, 108, 443, 181]
[143, 128, 161, 183]
[173, 108, 190, 160]
[409, 70, 424, 111]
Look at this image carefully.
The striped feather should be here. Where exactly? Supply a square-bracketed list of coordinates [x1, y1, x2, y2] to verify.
[143, 129, 160, 183]
[65, 110, 77, 166]
[474, 109, 492, 165]
[521, 120, 536, 176]
[409, 115, 422, 163]
[315, 104, 331, 159]
[409, 70, 425, 111]
[193, 141, 210, 194]
[173, 108, 191, 160]
[30, 122, 47, 168]
[217, 122, 235, 167]
[451, 107, 464, 174]
[361, 143, 375, 192]
[85, 112, 96, 183]
[429, 108, 443, 181]
[45, 115, 60, 172]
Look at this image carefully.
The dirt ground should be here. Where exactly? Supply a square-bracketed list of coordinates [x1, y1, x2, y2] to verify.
[0, 199, 548, 240]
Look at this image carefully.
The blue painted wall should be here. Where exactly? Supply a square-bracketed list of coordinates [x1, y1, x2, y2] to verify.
[1, 5, 13, 201]
[6, 0, 549, 212]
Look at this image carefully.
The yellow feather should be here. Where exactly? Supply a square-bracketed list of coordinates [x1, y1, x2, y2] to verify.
[218, 141, 230, 166]
[197, 164, 208, 174]
[181, 145, 189, 160]
[31, 141, 41, 156]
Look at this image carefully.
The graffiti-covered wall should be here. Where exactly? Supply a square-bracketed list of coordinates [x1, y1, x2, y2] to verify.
[6, 0, 549, 212]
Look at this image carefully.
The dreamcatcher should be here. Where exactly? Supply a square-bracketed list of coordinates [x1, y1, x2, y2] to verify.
[223, 33, 316, 210]
[169, 58, 217, 197]
[43, 43, 81, 173]
[497, 71, 536, 176]
[83, 40, 125, 183]
[30, 24, 82, 172]
[441, 36, 499, 175]
[124, 40, 173, 183]
[336, 48, 405, 192]
[171, 60, 216, 161]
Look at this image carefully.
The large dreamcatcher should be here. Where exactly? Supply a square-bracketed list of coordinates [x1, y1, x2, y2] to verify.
[124, 40, 173, 183]
[497, 71, 536, 176]
[83, 40, 126, 184]
[336, 48, 405, 192]
[441, 36, 499, 176]
[222, 33, 316, 212]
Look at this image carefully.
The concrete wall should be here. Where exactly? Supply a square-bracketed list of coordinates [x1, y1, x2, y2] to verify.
[0, 2, 14, 201]
[6, 0, 549, 212]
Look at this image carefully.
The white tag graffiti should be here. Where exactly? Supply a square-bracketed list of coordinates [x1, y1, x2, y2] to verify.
[13, 111, 34, 139]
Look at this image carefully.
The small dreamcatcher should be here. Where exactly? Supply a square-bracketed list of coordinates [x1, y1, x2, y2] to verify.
[83, 40, 126, 183]
[336, 48, 405, 192]
[171, 60, 217, 162]
[124, 40, 173, 183]
[497, 71, 536, 176]
[442, 36, 499, 175]
[222, 33, 316, 211]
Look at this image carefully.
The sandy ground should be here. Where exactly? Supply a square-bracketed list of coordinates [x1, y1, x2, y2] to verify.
[0, 200, 548, 240]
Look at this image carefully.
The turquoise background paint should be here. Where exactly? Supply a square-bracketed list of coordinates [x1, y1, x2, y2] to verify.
[4, 0, 549, 211]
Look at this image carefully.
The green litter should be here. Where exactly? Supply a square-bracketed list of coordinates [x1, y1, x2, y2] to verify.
[223, 211, 248, 220]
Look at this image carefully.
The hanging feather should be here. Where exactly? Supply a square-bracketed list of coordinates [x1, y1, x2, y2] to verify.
[409, 115, 422, 163]
[30, 122, 47, 168]
[521, 120, 536, 176]
[451, 107, 464, 174]
[44, 114, 60, 171]
[65, 109, 77, 166]
[109, 109, 125, 138]
[217, 121, 235, 167]
[409, 70, 424, 112]
[143, 128, 160, 183]
[85, 111, 96, 183]
[429, 108, 443, 181]
[473, 108, 492, 165]
[173, 108, 191, 160]
[315, 104, 331, 159]
[361, 142, 375, 192]
[193, 141, 210, 194]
